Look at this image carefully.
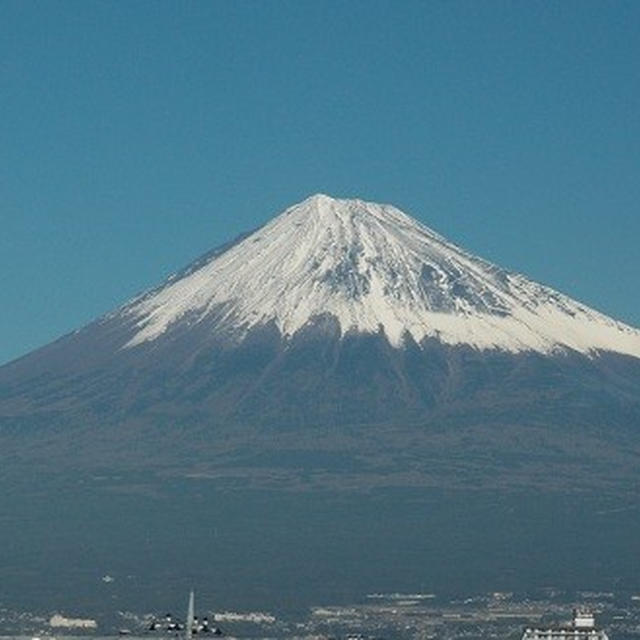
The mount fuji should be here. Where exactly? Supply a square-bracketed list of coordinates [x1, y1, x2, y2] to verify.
[1, 194, 639, 490]
[2, 194, 640, 612]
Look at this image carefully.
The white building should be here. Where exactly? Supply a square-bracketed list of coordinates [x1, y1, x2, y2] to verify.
[522, 609, 608, 640]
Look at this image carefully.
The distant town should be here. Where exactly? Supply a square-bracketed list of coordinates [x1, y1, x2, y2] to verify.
[2, 589, 640, 640]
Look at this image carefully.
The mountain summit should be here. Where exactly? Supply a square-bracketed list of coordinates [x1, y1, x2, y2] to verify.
[119, 194, 640, 357]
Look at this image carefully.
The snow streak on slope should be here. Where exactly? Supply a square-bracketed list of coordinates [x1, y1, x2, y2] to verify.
[120, 194, 640, 358]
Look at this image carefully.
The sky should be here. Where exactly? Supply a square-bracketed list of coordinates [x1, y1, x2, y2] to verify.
[1, 1, 639, 365]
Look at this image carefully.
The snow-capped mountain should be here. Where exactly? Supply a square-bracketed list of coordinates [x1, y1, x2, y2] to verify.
[1, 193, 640, 491]
[118, 194, 640, 357]
[2, 194, 639, 619]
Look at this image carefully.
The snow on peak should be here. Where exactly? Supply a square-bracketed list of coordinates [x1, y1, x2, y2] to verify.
[120, 194, 640, 358]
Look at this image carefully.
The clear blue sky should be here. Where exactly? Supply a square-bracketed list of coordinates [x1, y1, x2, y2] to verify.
[2, 1, 639, 365]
